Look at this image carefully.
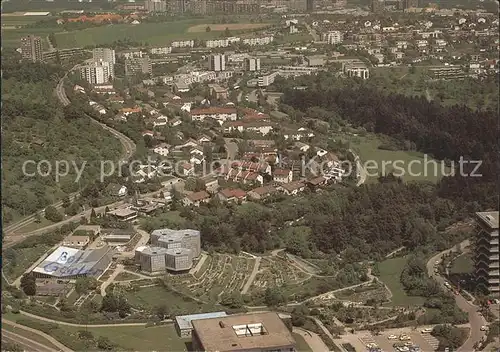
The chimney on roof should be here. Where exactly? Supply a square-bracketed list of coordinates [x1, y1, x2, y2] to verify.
[219, 321, 225, 328]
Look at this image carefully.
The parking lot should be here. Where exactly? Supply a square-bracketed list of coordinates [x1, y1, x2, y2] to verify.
[336, 326, 440, 352]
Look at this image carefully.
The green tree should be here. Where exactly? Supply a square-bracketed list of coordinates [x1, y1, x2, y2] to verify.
[97, 336, 114, 350]
[205, 26, 211, 32]
[44, 205, 63, 222]
[20, 273, 36, 296]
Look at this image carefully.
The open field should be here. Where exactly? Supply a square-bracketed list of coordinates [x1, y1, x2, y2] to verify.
[2, 27, 54, 50]
[377, 256, 426, 307]
[114, 271, 142, 281]
[122, 285, 218, 314]
[339, 133, 451, 183]
[187, 23, 271, 32]
[2, 321, 61, 350]
[3, 312, 188, 351]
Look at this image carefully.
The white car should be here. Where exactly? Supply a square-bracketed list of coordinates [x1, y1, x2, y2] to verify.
[399, 335, 411, 341]
[421, 328, 433, 334]
[388, 335, 398, 340]
[480, 325, 489, 331]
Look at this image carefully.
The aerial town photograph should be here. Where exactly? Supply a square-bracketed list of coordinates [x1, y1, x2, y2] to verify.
[0, 0, 498, 350]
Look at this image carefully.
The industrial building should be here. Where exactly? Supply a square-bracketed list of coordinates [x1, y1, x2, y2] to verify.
[32, 245, 114, 280]
[175, 312, 228, 337]
[475, 211, 499, 294]
[20, 35, 43, 62]
[191, 312, 296, 352]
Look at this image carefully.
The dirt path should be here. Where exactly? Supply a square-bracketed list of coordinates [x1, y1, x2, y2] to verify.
[241, 257, 261, 294]
[17, 311, 151, 327]
[190, 253, 208, 276]
[100, 264, 124, 296]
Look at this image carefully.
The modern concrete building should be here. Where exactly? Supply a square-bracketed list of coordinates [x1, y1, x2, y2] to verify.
[175, 312, 228, 337]
[80, 61, 115, 84]
[125, 56, 152, 76]
[92, 48, 116, 64]
[208, 54, 226, 72]
[244, 57, 261, 72]
[151, 228, 201, 258]
[32, 245, 114, 280]
[191, 312, 296, 352]
[475, 211, 499, 294]
[20, 35, 43, 62]
[165, 248, 193, 271]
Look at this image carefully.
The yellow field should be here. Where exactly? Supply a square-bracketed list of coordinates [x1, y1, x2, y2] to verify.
[187, 23, 271, 33]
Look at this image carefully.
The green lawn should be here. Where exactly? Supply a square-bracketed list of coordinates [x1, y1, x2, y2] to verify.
[450, 253, 474, 275]
[343, 133, 451, 183]
[3, 312, 188, 351]
[123, 285, 217, 314]
[1, 27, 54, 50]
[114, 271, 142, 281]
[293, 332, 314, 352]
[377, 256, 426, 307]
[2, 322, 62, 350]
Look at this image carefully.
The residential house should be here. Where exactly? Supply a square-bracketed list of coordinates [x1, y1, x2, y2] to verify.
[179, 163, 194, 177]
[169, 116, 183, 127]
[62, 235, 90, 249]
[280, 180, 306, 196]
[232, 161, 272, 175]
[197, 135, 212, 144]
[190, 107, 237, 123]
[217, 188, 247, 202]
[153, 143, 171, 157]
[201, 177, 219, 194]
[183, 191, 211, 207]
[120, 107, 142, 116]
[273, 169, 293, 184]
[106, 184, 128, 197]
[307, 176, 327, 191]
[247, 186, 278, 200]
[223, 121, 274, 136]
[295, 142, 310, 152]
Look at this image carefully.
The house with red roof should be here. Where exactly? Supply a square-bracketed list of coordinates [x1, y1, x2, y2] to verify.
[183, 191, 211, 207]
[217, 188, 247, 203]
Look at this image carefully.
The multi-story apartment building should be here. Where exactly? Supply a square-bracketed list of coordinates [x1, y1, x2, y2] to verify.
[206, 0, 260, 14]
[258, 71, 279, 87]
[80, 61, 114, 84]
[144, 0, 167, 12]
[92, 48, 116, 64]
[474, 211, 499, 294]
[149, 46, 172, 55]
[125, 56, 152, 76]
[244, 57, 261, 71]
[208, 54, 226, 71]
[242, 36, 274, 46]
[20, 35, 43, 62]
[323, 31, 343, 44]
[171, 40, 194, 48]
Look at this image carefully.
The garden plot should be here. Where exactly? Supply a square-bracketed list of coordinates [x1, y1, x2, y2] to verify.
[250, 256, 311, 293]
[334, 281, 390, 304]
[168, 254, 255, 303]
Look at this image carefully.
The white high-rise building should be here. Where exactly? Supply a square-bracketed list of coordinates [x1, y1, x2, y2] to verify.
[244, 57, 261, 72]
[80, 61, 114, 84]
[92, 48, 116, 64]
[208, 54, 226, 72]
[323, 31, 343, 45]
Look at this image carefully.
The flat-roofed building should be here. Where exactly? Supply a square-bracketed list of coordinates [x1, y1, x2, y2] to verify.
[106, 208, 138, 222]
[175, 312, 228, 337]
[475, 211, 499, 294]
[20, 35, 43, 62]
[342, 62, 370, 79]
[62, 235, 90, 249]
[165, 248, 193, 271]
[191, 312, 296, 352]
[151, 228, 201, 258]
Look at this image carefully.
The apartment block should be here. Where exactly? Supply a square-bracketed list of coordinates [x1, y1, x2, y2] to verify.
[244, 57, 261, 72]
[20, 35, 43, 62]
[323, 31, 343, 44]
[144, 0, 167, 12]
[475, 211, 499, 294]
[208, 54, 226, 71]
[92, 48, 116, 64]
[80, 61, 114, 84]
[125, 56, 152, 76]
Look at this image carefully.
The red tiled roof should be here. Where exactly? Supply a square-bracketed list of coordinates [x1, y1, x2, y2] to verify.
[274, 168, 291, 176]
[282, 181, 305, 192]
[190, 107, 236, 115]
[187, 191, 210, 202]
[250, 185, 277, 196]
[308, 176, 326, 186]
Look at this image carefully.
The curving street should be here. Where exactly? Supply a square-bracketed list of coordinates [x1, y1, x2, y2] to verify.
[426, 239, 487, 352]
[2, 67, 137, 242]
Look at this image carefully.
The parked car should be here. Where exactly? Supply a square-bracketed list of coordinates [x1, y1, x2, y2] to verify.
[388, 335, 398, 340]
[480, 325, 489, 331]
[421, 328, 433, 334]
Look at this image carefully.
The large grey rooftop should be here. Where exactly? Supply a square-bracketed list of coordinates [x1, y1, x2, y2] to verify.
[476, 211, 499, 230]
[151, 228, 200, 242]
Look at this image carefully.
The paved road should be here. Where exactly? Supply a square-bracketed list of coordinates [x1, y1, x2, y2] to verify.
[293, 327, 330, 352]
[304, 22, 320, 42]
[426, 239, 486, 352]
[2, 67, 136, 242]
[2, 329, 58, 352]
[349, 149, 367, 186]
[2, 319, 72, 352]
[101, 264, 124, 296]
[224, 138, 239, 160]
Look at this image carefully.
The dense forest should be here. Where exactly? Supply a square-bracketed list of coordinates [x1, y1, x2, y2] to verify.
[1, 60, 122, 223]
